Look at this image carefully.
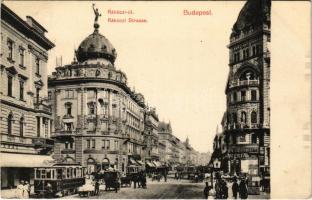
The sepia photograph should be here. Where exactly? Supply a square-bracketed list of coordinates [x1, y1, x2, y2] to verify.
[0, 0, 310, 199]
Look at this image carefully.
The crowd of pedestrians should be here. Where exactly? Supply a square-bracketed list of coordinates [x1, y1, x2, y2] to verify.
[16, 180, 31, 199]
[203, 176, 248, 199]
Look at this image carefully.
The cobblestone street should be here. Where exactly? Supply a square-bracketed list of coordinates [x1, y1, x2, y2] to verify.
[65, 178, 270, 199]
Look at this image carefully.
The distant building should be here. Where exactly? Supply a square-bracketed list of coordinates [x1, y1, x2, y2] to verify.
[144, 107, 160, 163]
[0, 3, 54, 189]
[48, 8, 146, 174]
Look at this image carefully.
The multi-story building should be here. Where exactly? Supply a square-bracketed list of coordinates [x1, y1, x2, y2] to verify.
[0, 4, 55, 189]
[222, 0, 270, 179]
[158, 141, 166, 163]
[144, 107, 160, 163]
[48, 9, 145, 174]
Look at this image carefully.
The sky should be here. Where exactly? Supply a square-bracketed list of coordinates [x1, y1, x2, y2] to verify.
[4, 1, 245, 153]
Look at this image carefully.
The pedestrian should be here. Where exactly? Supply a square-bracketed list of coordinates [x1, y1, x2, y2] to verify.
[163, 170, 167, 182]
[142, 172, 147, 189]
[221, 180, 228, 199]
[16, 180, 24, 199]
[94, 180, 100, 195]
[133, 174, 137, 189]
[239, 179, 248, 199]
[23, 181, 30, 198]
[203, 182, 211, 199]
[232, 177, 239, 199]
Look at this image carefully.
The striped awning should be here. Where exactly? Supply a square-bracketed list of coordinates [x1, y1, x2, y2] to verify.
[146, 161, 156, 168]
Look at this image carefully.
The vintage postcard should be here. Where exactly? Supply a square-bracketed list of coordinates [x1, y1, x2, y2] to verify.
[0, 0, 310, 199]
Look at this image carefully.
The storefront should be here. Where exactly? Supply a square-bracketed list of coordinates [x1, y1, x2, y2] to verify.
[0, 153, 54, 189]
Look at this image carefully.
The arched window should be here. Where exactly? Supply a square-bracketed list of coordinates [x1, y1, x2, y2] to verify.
[251, 111, 257, 123]
[20, 117, 24, 136]
[239, 70, 257, 81]
[8, 113, 13, 135]
[241, 111, 247, 123]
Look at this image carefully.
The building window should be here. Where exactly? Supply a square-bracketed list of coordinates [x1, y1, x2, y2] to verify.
[114, 140, 119, 150]
[48, 91, 52, 100]
[65, 123, 73, 131]
[8, 113, 13, 135]
[65, 102, 72, 116]
[19, 80, 24, 100]
[251, 111, 257, 123]
[87, 140, 91, 149]
[35, 57, 40, 75]
[241, 91, 246, 101]
[7, 40, 13, 61]
[65, 141, 74, 149]
[233, 92, 237, 102]
[36, 88, 40, 104]
[88, 102, 95, 115]
[36, 116, 40, 137]
[251, 90, 257, 101]
[241, 111, 247, 123]
[20, 117, 24, 136]
[232, 113, 237, 124]
[102, 140, 110, 150]
[92, 139, 96, 149]
[252, 134, 257, 144]
[7, 75, 13, 97]
[243, 48, 249, 59]
[19, 47, 25, 67]
[239, 135, 246, 142]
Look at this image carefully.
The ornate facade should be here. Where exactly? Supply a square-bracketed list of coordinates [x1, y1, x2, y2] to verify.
[222, 0, 270, 179]
[0, 4, 54, 189]
[144, 107, 160, 162]
[48, 8, 145, 174]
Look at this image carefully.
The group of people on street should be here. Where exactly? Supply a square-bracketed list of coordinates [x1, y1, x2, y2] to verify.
[203, 176, 248, 199]
[16, 180, 31, 199]
[133, 171, 147, 189]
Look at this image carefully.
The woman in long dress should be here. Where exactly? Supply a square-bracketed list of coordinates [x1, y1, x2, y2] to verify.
[16, 180, 24, 199]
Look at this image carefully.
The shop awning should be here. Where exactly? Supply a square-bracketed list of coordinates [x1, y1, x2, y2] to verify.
[152, 161, 162, 168]
[129, 158, 139, 166]
[136, 160, 144, 166]
[146, 161, 156, 168]
[0, 153, 55, 168]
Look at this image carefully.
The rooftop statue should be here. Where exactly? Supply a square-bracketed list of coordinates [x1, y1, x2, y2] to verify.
[92, 4, 101, 24]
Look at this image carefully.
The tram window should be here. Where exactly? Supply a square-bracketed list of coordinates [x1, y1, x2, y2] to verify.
[41, 170, 46, 179]
[57, 169, 62, 179]
[36, 170, 40, 179]
[47, 170, 51, 179]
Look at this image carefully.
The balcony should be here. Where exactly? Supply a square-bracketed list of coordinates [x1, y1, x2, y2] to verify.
[51, 130, 76, 138]
[61, 149, 76, 154]
[33, 97, 52, 113]
[228, 144, 259, 154]
[229, 80, 259, 89]
[225, 123, 262, 131]
[1, 134, 33, 146]
[33, 138, 54, 149]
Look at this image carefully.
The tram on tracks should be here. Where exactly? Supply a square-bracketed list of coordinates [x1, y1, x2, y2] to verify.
[34, 162, 85, 197]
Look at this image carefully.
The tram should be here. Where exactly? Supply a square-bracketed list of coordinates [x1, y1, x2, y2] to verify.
[34, 163, 85, 197]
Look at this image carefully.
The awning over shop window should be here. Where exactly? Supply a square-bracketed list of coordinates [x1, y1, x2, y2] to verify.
[152, 161, 162, 168]
[146, 161, 156, 168]
[136, 160, 144, 166]
[0, 153, 55, 168]
[129, 158, 138, 165]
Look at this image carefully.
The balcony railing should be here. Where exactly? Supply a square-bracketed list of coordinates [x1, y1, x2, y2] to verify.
[33, 97, 52, 113]
[51, 130, 75, 137]
[229, 80, 259, 88]
[228, 144, 259, 154]
[225, 123, 261, 130]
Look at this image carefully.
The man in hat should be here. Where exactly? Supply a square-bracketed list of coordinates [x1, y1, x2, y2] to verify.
[232, 176, 239, 199]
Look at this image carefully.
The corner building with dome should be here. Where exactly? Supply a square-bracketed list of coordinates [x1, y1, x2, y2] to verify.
[48, 14, 146, 174]
[220, 0, 271, 184]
